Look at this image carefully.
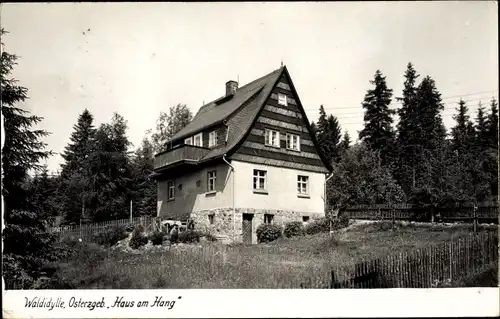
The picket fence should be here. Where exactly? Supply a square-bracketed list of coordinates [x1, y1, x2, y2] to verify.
[298, 231, 498, 288]
[51, 216, 158, 239]
[343, 203, 499, 223]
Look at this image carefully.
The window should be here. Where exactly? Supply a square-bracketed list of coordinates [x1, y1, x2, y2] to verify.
[209, 131, 218, 148]
[286, 133, 301, 151]
[207, 170, 217, 192]
[167, 181, 175, 200]
[193, 133, 203, 147]
[265, 129, 280, 147]
[278, 93, 287, 106]
[253, 169, 267, 191]
[297, 175, 309, 195]
[184, 137, 193, 145]
[208, 214, 215, 225]
[264, 214, 274, 224]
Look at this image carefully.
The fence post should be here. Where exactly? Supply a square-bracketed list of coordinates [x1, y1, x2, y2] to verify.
[473, 204, 477, 234]
[391, 206, 395, 231]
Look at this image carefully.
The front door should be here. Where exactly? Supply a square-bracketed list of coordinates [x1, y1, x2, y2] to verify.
[242, 213, 254, 244]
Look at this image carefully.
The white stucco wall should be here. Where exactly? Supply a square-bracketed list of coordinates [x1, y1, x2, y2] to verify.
[157, 163, 234, 219]
[231, 160, 326, 215]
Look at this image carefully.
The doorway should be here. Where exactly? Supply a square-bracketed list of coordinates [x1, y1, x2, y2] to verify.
[242, 213, 254, 244]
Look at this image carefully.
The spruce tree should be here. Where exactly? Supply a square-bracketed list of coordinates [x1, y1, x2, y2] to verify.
[486, 97, 499, 149]
[87, 113, 133, 222]
[410, 75, 446, 206]
[315, 105, 342, 163]
[484, 98, 499, 197]
[359, 70, 395, 167]
[451, 99, 474, 154]
[59, 109, 96, 224]
[339, 131, 352, 153]
[475, 101, 489, 150]
[396, 62, 420, 195]
[1, 29, 56, 289]
[130, 138, 157, 216]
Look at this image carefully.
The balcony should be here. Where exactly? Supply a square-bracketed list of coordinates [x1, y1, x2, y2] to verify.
[154, 144, 210, 171]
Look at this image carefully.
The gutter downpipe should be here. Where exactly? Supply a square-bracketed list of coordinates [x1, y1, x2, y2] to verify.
[325, 172, 334, 235]
[223, 154, 236, 242]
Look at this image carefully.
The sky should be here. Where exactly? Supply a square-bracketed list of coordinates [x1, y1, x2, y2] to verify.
[1, 2, 498, 174]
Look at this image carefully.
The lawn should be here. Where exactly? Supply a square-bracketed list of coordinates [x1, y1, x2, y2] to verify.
[48, 221, 498, 289]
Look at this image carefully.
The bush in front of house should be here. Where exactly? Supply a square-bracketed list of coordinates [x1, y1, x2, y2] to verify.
[283, 221, 305, 238]
[93, 225, 128, 247]
[256, 224, 283, 243]
[129, 225, 148, 249]
[177, 230, 201, 244]
[304, 218, 330, 235]
[149, 231, 166, 246]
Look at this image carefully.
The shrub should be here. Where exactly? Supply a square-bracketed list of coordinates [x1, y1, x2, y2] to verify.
[129, 225, 148, 249]
[304, 218, 330, 235]
[149, 231, 165, 246]
[177, 230, 201, 244]
[283, 221, 304, 238]
[256, 224, 282, 243]
[93, 225, 128, 247]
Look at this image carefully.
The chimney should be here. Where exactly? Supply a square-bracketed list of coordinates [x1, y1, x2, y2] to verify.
[225, 80, 238, 96]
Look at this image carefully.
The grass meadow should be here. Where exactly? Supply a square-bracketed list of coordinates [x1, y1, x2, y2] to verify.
[47, 221, 498, 289]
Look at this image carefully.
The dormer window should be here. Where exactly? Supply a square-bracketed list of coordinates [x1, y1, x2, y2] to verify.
[209, 131, 218, 148]
[185, 137, 193, 145]
[193, 133, 203, 147]
[278, 93, 287, 106]
[265, 129, 280, 148]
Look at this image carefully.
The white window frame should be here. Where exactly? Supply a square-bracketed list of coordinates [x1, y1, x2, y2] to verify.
[297, 175, 309, 195]
[193, 133, 203, 147]
[264, 129, 280, 148]
[167, 181, 175, 200]
[286, 133, 301, 151]
[184, 137, 193, 145]
[207, 170, 217, 192]
[209, 131, 218, 148]
[278, 93, 288, 106]
[253, 169, 267, 191]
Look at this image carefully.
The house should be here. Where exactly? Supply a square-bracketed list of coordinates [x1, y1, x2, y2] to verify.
[152, 66, 332, 243]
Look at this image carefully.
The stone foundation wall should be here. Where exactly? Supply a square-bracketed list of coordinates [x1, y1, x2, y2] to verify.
[190, 207, 324, 243]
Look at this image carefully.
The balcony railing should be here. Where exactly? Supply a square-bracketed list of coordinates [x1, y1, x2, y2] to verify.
[154, 144, 210, 170]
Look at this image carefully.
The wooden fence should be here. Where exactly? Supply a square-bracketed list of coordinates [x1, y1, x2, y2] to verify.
[343, 203, 498, 223]
[50, 216, 158, 239]
[299, 231, 498, 288]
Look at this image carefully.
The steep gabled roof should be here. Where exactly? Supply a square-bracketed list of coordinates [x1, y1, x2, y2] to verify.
[170, 67, 283, 143]
[157, 66, 332, 173]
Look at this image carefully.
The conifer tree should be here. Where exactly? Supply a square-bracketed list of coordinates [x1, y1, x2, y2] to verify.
[359, 70, 395, 167]
[315, 105, 342, 163]
[58, 109, 96, 224]
[1, 29, 56, 289]
[60, 109, 96, 178]
[395, 63, 420, 194]
[339, 131, 352, 153]
[130, 137, 157, 216]
[475, 101, 489, 150]
[87, 113, 133, 222]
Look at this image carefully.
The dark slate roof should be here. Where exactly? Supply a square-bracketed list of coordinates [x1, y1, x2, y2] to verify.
[157, 66, 332, 172]
[170, 67, 283, 143]
[165, 67, 283, 163]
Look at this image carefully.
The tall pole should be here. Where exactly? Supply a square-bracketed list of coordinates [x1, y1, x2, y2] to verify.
[130, 200, 133, 223]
